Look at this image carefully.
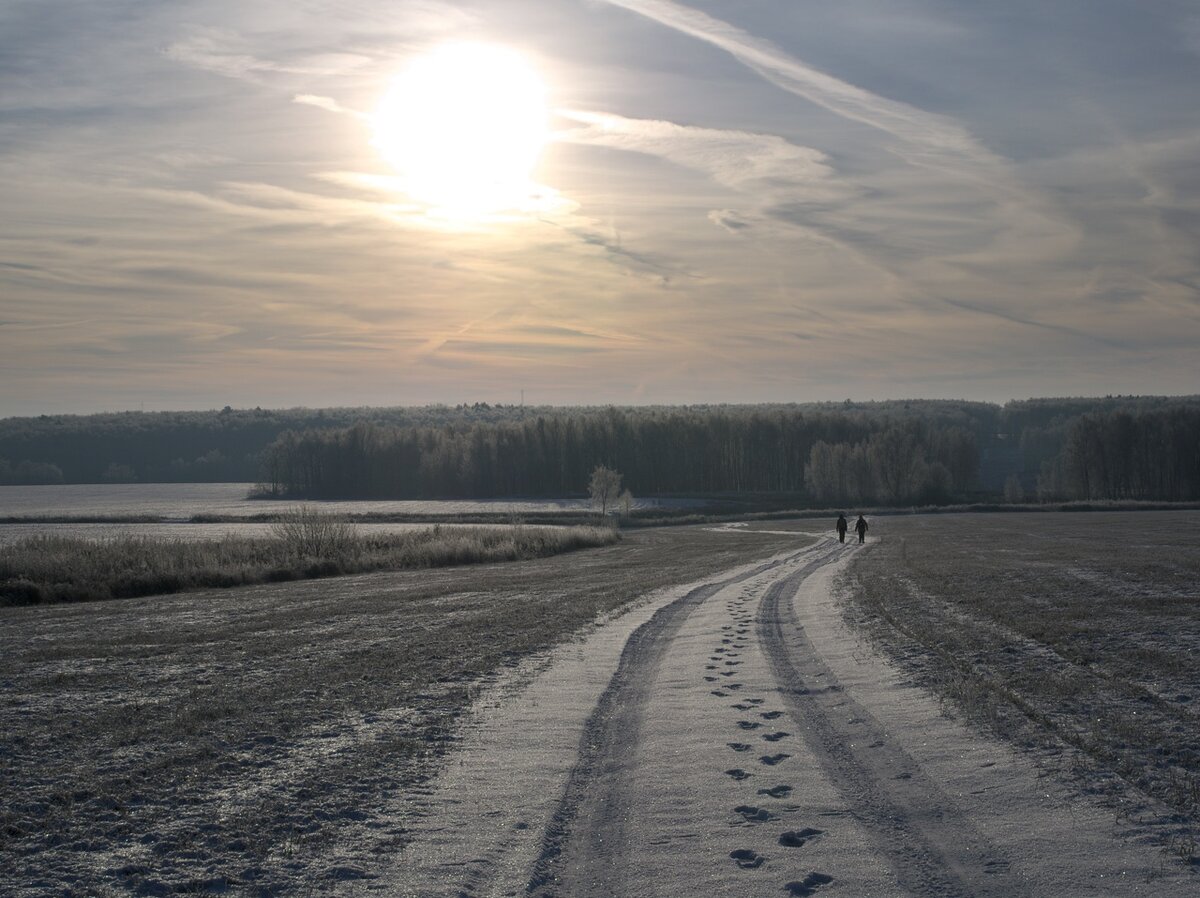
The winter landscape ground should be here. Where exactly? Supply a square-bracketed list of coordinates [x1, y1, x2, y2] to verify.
[2, 511, 1197, 896]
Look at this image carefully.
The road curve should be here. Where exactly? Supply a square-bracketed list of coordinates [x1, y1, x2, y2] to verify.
[377, 537, 1195, 898]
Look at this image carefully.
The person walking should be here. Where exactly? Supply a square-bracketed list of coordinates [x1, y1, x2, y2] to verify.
[854, 514, 869, 544]
[835, 514, 848, 543]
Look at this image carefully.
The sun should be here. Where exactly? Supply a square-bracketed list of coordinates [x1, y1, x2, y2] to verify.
[372, 43, 548, 217]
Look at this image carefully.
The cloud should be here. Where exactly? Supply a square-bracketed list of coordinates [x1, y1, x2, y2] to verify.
[140, 181, 419, 229]
[563, 224, 693, 285]
[596, 0, 998, 173]
[557, 109, 836, 193]
[555, 109, 855, 245]
[293, 94, 364, 118]
[708, 209, 751, 232]
[164, 36, 371, 81]
[569, 3, 1075, 307]
[940, 299, 1124, 349]
[163, 32, 288, 81]
[4, 0, 1198, 413]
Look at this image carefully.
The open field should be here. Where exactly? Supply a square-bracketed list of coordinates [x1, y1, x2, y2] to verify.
[0, 526, 808, 897]
[6, 510, 1197, 897]
[839, 510, 1200, 849]
[358, 522, 1197, 897]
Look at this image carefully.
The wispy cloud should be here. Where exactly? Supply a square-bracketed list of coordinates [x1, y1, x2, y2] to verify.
[707, 209, 751, 232]
[597, 0, 996, 172]
[579, 2, 1076, 305]
[3, 0, 1198, 412]
[164, 31, 372, 81]
[293, 94, 364, 118]
[557, 109, 837, 194]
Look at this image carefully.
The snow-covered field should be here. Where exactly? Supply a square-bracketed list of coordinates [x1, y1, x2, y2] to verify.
[3, 515, 1196, 895]
[382, 536, 1196, 896]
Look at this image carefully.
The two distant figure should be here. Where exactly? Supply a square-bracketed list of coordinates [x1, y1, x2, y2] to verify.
[835, 514, 869, 544]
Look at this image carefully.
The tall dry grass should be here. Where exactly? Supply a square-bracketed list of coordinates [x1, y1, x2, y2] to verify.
[0, 516, 618, 605]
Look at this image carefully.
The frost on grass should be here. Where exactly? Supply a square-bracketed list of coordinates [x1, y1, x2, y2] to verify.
[842, 510, 1200, 837]
[0, 514, 619, 605]
[0, 525, 803, 897]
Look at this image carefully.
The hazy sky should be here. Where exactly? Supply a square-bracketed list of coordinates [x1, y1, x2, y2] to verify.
[3, 0, 1198, 415]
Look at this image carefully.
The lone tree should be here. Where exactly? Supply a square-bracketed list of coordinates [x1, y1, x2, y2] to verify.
[588, 464, 623, 516]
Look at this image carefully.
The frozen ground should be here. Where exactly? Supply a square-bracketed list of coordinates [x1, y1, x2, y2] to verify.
[4, 518, 1195, 896]
[0, 526, 803, 896]
[373, 536, 1195, 897]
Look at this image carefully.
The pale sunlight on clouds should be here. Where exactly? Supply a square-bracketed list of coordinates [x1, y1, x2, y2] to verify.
[0, 0, 1197, 414]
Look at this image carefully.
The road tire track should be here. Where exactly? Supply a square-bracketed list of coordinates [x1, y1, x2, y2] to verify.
[758, 554, 1034, 898]
[525, 546, 824, 897]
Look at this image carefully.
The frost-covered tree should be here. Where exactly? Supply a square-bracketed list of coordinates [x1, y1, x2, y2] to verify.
[588, 465, 622, 516]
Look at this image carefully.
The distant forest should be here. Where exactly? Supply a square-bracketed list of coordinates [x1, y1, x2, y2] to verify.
[1, 397, 1198, 504]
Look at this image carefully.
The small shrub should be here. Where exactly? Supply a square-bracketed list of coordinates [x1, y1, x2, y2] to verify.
[271, 506, 361, 560]
[0, 578, 43, 606]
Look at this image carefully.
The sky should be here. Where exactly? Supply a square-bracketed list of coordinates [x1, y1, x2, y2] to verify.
[2, 0, 1198, 415]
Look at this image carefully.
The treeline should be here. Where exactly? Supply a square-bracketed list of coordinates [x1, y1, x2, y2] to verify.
[3, 397, 1198, 504]
[0, 404, 542, 484]
[1038, 407, 1200, 501]
[0, 458, 65, 485]
[261, 405, 986, 502]
[805, 424, 978, 505]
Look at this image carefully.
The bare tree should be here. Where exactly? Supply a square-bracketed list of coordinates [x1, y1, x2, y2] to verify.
[588, 465, 622, 516]
[619, 488, 634, 516]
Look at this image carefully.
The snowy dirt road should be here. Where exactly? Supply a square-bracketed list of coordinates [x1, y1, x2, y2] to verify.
[373, 538, 1195, 898]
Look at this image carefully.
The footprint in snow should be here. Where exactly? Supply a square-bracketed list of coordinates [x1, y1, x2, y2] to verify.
[725, 768, 752, 780]
[711, 690, 729, 697]
[762, 731, 790, 742]
[779, 828, 824, 848]
[784, 873, 833, 895]
[744, 698, 765, 705]
[760, 710, 784, 720]
[728, 742, 753, 752]
[704, 676, 718, 682]
[729, 849, 765, 869]
[760, 753, 791, 766]
[737, 721, 762, 730]
[757, 784, 792, 798]
[732, 703, 753, 710]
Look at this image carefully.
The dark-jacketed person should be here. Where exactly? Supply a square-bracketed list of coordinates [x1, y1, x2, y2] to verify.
[855, 514, 868, 544]
[836, 514, 848, 543]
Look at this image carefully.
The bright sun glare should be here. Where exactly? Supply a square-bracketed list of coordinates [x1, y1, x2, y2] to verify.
[372, 43, 548, 217]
